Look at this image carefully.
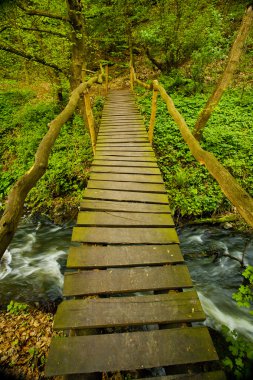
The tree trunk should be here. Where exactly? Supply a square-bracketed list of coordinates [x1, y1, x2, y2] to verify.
[66, 0, 87, 89]
[193, 5, 253, 141]
[153, 80, 253, 230]
[0, 75, 101, 260]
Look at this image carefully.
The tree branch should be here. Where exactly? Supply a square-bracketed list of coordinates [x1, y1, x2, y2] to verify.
[0, 42, 64, 73]
[17, 2, 69, 22]
[0, 26, 8, 34]
[146, 48, 165, 71]
[193, 5, 253, 141]
[19, 27, 67, 38]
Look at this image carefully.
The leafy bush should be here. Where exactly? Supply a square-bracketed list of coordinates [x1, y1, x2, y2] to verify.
[222, 326, 253, 379]
[0, 89, 93, 219]
[135, 85, 253, 219]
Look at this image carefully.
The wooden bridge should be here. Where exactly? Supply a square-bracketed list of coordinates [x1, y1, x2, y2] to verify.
[45, 90, 225, 379]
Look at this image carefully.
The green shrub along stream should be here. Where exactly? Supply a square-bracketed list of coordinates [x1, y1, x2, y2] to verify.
[135, 84, 253, 222]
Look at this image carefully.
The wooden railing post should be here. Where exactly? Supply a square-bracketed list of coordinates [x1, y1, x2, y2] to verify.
[130, 64, 134, 91]
[148, 81, 159, 144]
[84, 91, 96, 155]
[105, 64, 109, 95]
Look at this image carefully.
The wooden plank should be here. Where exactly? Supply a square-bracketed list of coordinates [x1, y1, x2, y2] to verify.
[87, 180, 166, 193]
[45, 326, 218, 376]
[67, 244, 183, 268]
[98, 132, 147, 136]
[83, 189, 168, 204]
[92, 160, 158, 167]
[72, 227, 179, 244]
[94, 151, 155, 157]
[90, 166, 160, 175]
[96, 147, 153, 151]
[98, 135, 147, 139]
[94, 155, 157, 162]
[90, 173, 163, 183]
[99, 126, 144, 128]
[99, 126, 146, 131]
[80, 200, 171, 213]
[97, 138, 149, 143]
[54, 291, 205, 330]
[77, 211, 174, 226]
[99, 128, 145, 133]
[64, 265, 191, 296]
[138, 372, 226, 380]
[96, 143, 151, 148]
[102, 117, 143, 120]
[103, 113, 141, 116]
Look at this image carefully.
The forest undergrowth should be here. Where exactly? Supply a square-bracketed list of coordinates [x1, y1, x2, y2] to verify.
[135, 80, 253, 226]
[1, 75, 253, 226]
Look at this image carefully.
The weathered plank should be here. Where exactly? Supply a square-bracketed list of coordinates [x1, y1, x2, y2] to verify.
[102, 116, 143, 120]
[138, 372, 226, 380]
[90, 173, 163, 183]
[94, 151, 155, 157]
[96, 146, 153, 151]
[83, 189, 168, 204]
[45, 327, 218, 376]
[80, 200, 171, 213]
[77, 211, 174, 226]
[99, 127, 146, 131]
[72, 226, 179, 244]
[98, 132, 147, 136]
[87, 180, 166, 193]
[63, 266, 191, 296]
[97, 141, 149, 145]
[94, 155, 157, 162]
[67, 244, 183, 268]
[96, 144, 152, 149]
[99, 126, 145, 130]
[97, 136, 148, 141]
[90, 166, 160, 175]
[92, 160, 158, 167]
[54, 291, 205, 330]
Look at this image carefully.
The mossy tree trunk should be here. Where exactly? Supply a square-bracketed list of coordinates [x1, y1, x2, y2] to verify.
[66, 0, 88, 89]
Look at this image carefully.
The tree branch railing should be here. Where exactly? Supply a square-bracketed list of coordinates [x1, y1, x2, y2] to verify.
[0, 69, 104, 260]
[130, 65, 253, 230]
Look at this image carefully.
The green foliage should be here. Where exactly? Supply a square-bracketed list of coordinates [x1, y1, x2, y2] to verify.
[135, 84, 253, 219]
[233, 266, 253, 312]
[137, 0, 228, 73]
[0, 88, 93, 218]
[7, 300, 29, 315]
[222, 326, 253, 379]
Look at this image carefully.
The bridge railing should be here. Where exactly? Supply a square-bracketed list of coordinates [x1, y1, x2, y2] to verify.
[129, 64, 253, 230]
[0, 66, 105, 260]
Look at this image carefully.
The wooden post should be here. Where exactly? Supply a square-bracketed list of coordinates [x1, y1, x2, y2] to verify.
[105, 65, 109, 95]
[148, 82, 159, 144]
[130, 65, 134, 91]
[84, 91, 96, 155]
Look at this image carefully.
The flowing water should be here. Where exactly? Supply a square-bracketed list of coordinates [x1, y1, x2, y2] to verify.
[0, 217, 253, 341]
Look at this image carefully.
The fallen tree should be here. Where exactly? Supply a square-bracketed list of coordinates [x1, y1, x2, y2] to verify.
[0, 73, 103, 260]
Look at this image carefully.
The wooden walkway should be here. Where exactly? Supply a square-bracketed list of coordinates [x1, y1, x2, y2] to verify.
[45, 90, 225, 379]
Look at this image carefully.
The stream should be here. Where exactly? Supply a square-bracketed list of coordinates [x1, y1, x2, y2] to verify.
[0, 216, 253, 342]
